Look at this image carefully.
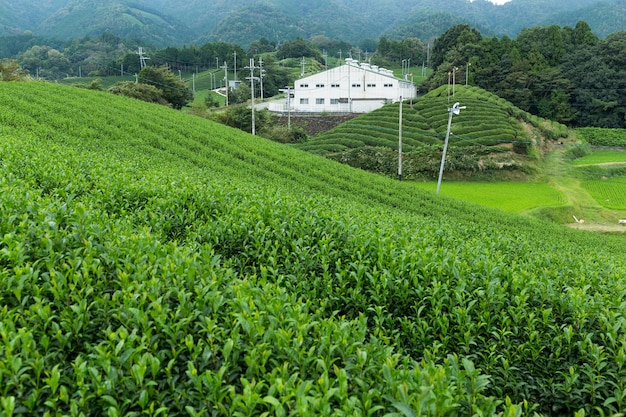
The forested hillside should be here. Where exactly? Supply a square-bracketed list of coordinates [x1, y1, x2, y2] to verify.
[1, 0, 624, 45]
[427, 22, 626, 128]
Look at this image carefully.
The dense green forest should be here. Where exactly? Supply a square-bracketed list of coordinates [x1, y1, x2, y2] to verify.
[2, 0, 625, 46]
[426, 22, 626, 128]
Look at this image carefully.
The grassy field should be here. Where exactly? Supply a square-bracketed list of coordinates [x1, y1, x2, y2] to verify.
[1, 81, 626, 416]
[413, 181, 566, 213]
[572, 149, 626, 165]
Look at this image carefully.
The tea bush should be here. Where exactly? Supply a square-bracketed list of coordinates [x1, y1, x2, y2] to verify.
[577, 128, 626, 148]
[1, 82, 626, 416]
[300, 85, 568, 173]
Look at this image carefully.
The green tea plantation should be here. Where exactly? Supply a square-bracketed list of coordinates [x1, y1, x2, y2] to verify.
[1, 82, 625, 416]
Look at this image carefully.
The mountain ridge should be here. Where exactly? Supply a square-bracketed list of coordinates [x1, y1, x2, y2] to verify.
[0, 0, 623, 46]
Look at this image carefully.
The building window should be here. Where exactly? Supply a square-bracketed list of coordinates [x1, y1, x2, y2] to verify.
[300, 83, 309, 88]
[351, 83, 361, 88]
[331, 83, 340, 88]
[316, 83, 325, 88]
[316, 98, 325, 104]
[330, 98, 340, 104]
[300, 98, 309, 104]
[384, 83, 394, 88]
[367, 83, 376, 88]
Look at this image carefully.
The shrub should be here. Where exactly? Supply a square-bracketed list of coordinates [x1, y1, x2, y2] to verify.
[564, 143, 592, 162]
[109, 81, 169, 106]
[262, 125, 309, 144]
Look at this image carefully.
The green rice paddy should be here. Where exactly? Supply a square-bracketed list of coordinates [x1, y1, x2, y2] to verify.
[413, 181, 566, 213]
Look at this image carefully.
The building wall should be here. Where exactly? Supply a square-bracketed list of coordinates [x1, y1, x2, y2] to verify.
[287, 60, 416, 114]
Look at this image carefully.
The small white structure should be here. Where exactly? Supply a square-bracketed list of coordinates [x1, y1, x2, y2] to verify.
[274, 59, 416, 114]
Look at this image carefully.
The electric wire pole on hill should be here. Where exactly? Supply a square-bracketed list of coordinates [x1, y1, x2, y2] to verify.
[279, 86, 293, 130]
[221, 61, 229, 107]
[437, 102, 466, 194]
[246, 58, 260, 135]
[398, 97, 403, 181]
[258, 57, 265, 101]
[136, 47, 150, 69]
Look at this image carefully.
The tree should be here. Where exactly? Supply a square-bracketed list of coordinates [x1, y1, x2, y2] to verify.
[117, 52, 141, 76]
[563, 21, 598, 51]
[431, 25, 481, 69]
[517, 25, 565, 67]
[109, 81, 169, 106]
[276, 38, 323, 62]
[204, 93, 220, 108]
[0, 59, 28, 81]
[218, 105, 273, 134]
[17, 45, 71, 79]
[138, 65, 193, 110]
[561, 47, 624, 127]
[232, 82, 251, 105]
[598, 31, 626, 69]
[248, 38, 276, 55]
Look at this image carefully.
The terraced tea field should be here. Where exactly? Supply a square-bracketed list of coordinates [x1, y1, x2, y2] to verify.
[1, 81, 626, 416]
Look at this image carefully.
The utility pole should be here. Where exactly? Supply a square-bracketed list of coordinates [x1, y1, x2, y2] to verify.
[221, 61, 229, 106]
[258, 57, 265, 101]
[136, 47, 149, 69]
[300, 57, 305, 77]
[398, 97, 403, 181]
[279, 86, 293, 130]
[437, 102, 466, 194]
[453, 67, 457, 96]
[233, 51, 237, 81]
[348, 60, 352, 113]
[246, 58, 260, 135]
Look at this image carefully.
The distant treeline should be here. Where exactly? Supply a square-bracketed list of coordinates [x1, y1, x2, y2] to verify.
[426, 22, 626, 128]
[2, 21, 625, 128]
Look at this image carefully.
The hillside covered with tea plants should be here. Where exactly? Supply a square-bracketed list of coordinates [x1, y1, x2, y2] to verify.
[1, 82, 626, 416]
[297, 85, 569, 180]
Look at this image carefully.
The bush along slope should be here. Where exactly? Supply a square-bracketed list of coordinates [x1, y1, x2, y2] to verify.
[577, 127, 626, 148]
[1, 82, 626, 416]
[298, 85, 568, 179]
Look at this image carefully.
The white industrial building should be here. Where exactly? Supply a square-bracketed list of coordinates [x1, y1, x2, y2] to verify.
[270, 59, 416, 114]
